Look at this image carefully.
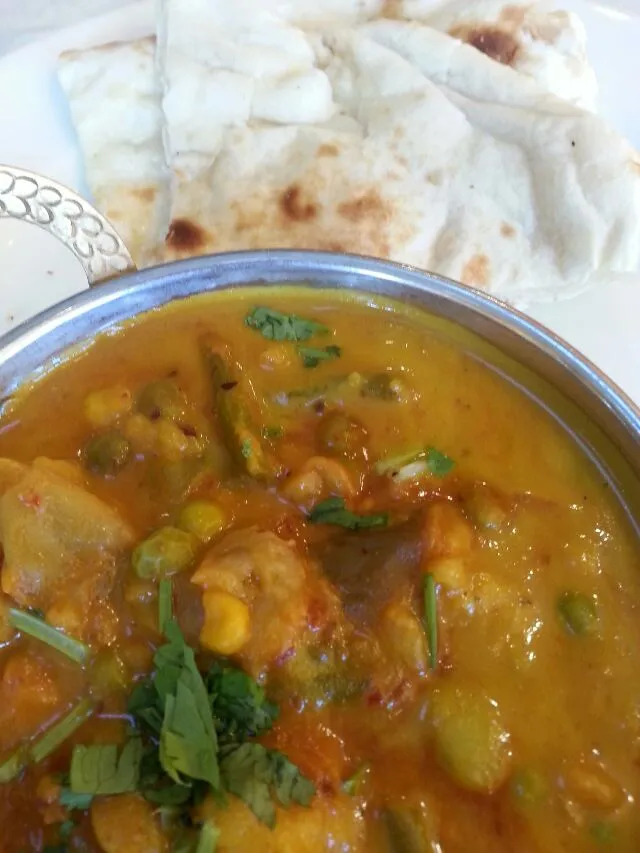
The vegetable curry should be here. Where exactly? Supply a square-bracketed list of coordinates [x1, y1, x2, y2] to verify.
[0, 288, 638, 853]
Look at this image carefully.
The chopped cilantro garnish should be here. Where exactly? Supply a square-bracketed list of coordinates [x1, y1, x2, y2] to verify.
[376, 446, 455, 478]
[206, 663, 278, 744]
[308, 497, 388, 530]
[261, 426, 284, 440]
[195, 820, 220, 853]
[123, 620, 313, 829]
[158, 578, 173, 635]
[342, 762, 371, 796]
[240, 438, 253, 459]
[220, 743, 315, 828]
[8, 608, 89, 665]
[299, 345, 341, 369]
[58, 789, 93, 810]
[245, 307, 328, 342]
[69, 738, 142, 796]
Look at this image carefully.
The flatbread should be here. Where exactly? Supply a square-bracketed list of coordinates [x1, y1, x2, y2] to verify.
[394, 1, 597, 109]
[58, 37, 170, 266]
[157, 1, 640, 305]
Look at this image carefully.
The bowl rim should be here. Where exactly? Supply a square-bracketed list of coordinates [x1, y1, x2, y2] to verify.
[1, 248, 638, 431]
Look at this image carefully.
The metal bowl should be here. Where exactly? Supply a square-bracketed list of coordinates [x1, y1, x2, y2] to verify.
[0, 166, 638, 528]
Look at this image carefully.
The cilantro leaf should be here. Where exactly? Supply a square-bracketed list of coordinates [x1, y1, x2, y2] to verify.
[375, 446, 455, 479]
[245, 307, 328, 342]
[220, 743, 276, 827]
[196, 820, 220, 853]
[69, 738, 142, 795]
[220, 744, 315, 827]
[270, 751, 315, 808]
[8, 608, 89, 665]
[308, 497, 388, 531]
[298, 345, 341, 369]
[158, 628, 219, 789]
[206, 663, 278, 744]
[58, 789, 93, 810]
[341, 762, 371, 796]
[261, 426, 284, 440]
[424, 447, 455, 477]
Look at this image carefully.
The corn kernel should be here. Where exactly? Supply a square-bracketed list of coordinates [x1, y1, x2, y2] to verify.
[177, 500, 226, 543]
[200, 591, 251, 655]
[84, 386, 132, 429]
[123, 413, 157, 454]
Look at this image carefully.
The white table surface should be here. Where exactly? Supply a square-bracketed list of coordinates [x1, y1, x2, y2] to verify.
[0, 0, 135, 54]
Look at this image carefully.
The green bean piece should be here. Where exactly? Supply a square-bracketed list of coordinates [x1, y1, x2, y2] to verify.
[201, 335, 281, 481]
[590, 820, 616, 845]
[382, 806, 434, 853]
[136, 379, 188, 422]
[84, 431, 131, 477]
[132, 526, 197, 580]
[430, 684, 511, 793]
[318, 411, 368, 459]
[557, 591, 598, 636]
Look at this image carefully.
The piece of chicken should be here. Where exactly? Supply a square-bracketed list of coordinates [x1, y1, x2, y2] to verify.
[0, 460, 134, 615]
[191, 528, 310, 674]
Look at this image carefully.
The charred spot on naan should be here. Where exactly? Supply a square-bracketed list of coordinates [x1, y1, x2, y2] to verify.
[317, 143, 340, 158]
[279, 185, 318, 223]
[337, 190, 389, 224]
[452, 25, 520, 67]
[461, 254, 491, 289]
[165, 218, 209, 254]
[501, 223, 516, 239]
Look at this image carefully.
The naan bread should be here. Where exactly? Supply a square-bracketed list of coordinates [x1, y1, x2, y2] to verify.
[394, 1, 597, 109]
[157, 0, 640, 305]
[58, 38, 170, 266]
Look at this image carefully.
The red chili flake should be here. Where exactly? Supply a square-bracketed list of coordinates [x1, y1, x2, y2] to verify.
[221, 381, 238, 391]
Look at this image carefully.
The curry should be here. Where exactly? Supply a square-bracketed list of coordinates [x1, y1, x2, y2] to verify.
[0, 288, 638, 853]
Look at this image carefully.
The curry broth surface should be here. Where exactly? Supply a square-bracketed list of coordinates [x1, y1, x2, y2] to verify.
[0, 287, 638, 853]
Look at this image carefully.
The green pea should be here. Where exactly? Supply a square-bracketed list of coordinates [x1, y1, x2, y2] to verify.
[464, 484, 508, 531]
[132, 526, 197, 579]
[136, 379, 187, 422]
[177, 500, 226, 543]
[318, 411, 368, 459]
[509, 768, 547, 809]
[590, 820, 615, 845]
[84, 431, 131, 477]
[557, 591, 598, 636]
[430, 684, 511, 793]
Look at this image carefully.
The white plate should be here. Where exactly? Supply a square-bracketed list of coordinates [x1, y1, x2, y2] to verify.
[0, 0, 639, 404]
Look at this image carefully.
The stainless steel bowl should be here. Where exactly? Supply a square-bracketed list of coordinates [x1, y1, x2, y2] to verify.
[0, 167, 638, 528]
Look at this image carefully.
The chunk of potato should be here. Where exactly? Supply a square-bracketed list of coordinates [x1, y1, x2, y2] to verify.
[378, 600, 427, 676]
[422, 503, 473, 560]
[430, 683, 511, 793]
[91, 794, 166, 853]
[197, 794, 365, 853]
[0, 463, 134, 612]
